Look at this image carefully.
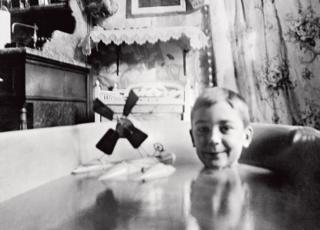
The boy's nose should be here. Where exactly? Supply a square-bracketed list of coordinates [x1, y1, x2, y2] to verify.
[210, 128, 222, 145]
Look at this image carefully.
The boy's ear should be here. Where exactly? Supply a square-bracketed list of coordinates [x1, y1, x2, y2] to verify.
[243, 126, 253, 148]
[189, 129, 195, 147]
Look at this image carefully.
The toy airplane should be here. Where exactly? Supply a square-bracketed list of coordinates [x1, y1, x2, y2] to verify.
[93, 90, 148, 155]
[72, 143, 176, 181]
[71, 161, 114, 174]
[98, 157, 159, 180]
[72, 90, 176, 181]
[133, 162, 176, 181]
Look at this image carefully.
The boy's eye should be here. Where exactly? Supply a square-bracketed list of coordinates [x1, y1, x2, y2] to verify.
[196, 126, 210, 134]
[220, 125, 232, 133]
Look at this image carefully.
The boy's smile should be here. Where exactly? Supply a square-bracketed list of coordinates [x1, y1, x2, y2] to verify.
[190, 101, 252, 169]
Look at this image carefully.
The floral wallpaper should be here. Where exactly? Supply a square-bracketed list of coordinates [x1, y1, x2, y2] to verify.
[209, 0, 320, 129]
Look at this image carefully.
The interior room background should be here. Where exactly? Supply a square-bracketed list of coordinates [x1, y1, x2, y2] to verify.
[3, 0, 320, 129]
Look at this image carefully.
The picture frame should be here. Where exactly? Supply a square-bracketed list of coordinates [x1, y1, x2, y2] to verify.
[130, 0, 186, 16]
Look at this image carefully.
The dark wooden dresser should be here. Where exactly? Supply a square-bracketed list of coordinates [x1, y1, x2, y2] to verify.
[0, 47, 92, 132]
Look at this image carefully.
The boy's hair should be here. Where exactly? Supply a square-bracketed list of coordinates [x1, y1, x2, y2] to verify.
[191, 87, 250, 127]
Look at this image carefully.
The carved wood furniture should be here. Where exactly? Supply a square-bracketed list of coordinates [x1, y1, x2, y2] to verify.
[0, 47, 92, 131]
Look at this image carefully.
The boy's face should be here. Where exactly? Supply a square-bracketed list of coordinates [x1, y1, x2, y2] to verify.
[190, 102, 252, 169]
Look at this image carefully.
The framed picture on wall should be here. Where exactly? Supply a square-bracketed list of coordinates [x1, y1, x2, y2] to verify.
[130, 0, 186, 16]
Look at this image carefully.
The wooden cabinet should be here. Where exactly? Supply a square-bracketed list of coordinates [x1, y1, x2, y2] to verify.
[0, 48, 93, 132]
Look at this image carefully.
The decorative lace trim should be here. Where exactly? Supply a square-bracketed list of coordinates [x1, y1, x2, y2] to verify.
[80, 25, 208, 55]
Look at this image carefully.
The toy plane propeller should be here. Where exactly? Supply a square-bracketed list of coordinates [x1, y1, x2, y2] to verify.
[93, 90, 148, 155]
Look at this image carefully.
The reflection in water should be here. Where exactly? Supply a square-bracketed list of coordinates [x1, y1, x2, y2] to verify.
[73, 182, 143, 230]
[94, 188, 142, 230]
[72, 179, 186, 230]
[187, 168, 253, 230]
[186, 165, 320, 230]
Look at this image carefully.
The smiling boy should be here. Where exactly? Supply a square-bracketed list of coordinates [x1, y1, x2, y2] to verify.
[190, 87, 253, 169]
